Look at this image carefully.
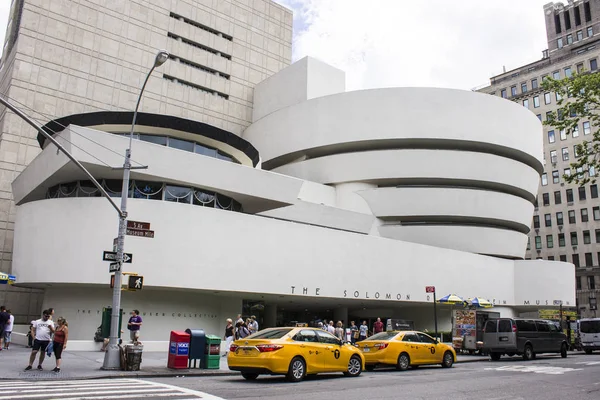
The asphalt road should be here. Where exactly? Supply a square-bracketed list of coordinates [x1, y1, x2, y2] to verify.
[152, 353, 600, 400]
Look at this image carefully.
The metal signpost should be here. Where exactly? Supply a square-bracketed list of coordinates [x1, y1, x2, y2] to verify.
[426, 286, 438, 340]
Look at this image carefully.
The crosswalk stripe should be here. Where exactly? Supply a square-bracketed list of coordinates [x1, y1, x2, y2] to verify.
[0, 379, 225, 400]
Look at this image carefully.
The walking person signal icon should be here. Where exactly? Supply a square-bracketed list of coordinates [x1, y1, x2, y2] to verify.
[127, 276, 144, 291]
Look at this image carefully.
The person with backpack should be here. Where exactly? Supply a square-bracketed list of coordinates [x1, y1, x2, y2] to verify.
[235, 321, 250, 339]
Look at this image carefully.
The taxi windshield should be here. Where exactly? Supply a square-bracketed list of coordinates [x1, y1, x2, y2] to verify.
[248, 328, 293, 339]
[368, 331, 400, 340]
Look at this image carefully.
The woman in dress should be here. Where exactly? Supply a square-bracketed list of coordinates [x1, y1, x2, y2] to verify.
[223, 318, 234, 357]
[335, 321, 344, 341]
[52, 317, 68, 373]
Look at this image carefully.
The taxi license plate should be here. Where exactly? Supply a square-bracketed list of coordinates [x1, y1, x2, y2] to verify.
[237, 347, 258, 356]
[363, 347, 370, 352]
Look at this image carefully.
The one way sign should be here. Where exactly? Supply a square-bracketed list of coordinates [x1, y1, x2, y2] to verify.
[102, 251, 133, 263]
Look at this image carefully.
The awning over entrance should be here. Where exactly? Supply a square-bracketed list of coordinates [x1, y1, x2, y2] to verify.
[0, 272, 16, 284]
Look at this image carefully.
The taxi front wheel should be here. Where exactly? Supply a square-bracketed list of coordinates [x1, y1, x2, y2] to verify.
[286, 357, 306, 382]
[343, 355, 362, 377]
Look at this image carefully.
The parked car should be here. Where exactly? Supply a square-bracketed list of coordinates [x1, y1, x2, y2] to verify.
[483, 318, 568, 361]
[228, 327, 364, 382]
[578, 318, 600, 354]
[359, 331, 456, 371]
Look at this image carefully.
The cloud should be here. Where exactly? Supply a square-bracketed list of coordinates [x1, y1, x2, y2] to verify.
[274, 0, 552, 91]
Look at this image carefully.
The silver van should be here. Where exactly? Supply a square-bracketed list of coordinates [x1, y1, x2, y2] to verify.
[483, 318, 568, 361]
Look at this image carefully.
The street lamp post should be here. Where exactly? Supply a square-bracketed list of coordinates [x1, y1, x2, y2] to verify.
[102, 50, 169, 370]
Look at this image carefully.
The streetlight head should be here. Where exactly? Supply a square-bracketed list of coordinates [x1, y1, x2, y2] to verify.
[154, 50, 169, 67]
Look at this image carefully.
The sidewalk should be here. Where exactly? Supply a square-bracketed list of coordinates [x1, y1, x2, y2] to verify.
[0, 345, 491, 381]
[0, 345, 237, 381]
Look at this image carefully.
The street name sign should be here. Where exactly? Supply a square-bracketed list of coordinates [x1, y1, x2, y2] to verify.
[127, 220, 151, 230]
[102, 251, 133, 263]
[126, 228, 155, 238]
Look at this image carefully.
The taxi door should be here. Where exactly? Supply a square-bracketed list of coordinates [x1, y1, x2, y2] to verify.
[292, 329, 324, 373]
[316, 330, 347, 371]
[400, 332, 431, 364]
[417, 332, 441, 364]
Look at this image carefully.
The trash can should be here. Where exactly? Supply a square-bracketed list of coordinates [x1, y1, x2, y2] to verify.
[204, 335, 221, 369]
[101, 307, 123, 339]
[168, 331, 190, 369]
[124, 344, 143, 371]
[185, 328, 206, 368]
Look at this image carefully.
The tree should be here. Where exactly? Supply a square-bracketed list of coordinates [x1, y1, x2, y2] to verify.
[542, 71, 600, 185]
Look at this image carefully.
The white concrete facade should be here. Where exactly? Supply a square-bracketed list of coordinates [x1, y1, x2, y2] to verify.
[9, 56, 576, 349]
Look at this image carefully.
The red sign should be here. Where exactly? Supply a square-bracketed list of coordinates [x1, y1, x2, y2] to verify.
[425, 286, 436, 293]
[127, 220, 151, 230]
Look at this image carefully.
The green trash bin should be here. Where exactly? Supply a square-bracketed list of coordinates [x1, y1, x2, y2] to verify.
[204, 335, 221, 369]
[101, 307, 123, 339]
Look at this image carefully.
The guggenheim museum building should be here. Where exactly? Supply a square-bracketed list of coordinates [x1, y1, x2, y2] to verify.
[11, 57, 575, 349]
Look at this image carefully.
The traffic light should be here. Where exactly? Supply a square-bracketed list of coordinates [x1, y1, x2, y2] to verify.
[128, 275, 143, 290]
[110, 274, 115, 288]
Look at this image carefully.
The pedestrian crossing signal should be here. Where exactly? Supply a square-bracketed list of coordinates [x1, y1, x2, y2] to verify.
[110, 274, 115, 289]
[128, 275, 143, 290]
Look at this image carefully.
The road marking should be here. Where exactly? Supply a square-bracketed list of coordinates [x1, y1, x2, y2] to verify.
[0, 379, 224, 399]
[484, 365, 583, 375]
[576, 361, 600, 366]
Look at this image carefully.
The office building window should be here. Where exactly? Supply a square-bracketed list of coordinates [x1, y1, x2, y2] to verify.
[596, 229, 600, 242]
[552, 170, 560, 183]
[584, 230, 592, 244]
[585, 1, 592, 22]
[548, 131, 556, 143]
[511, 86, 517, 96]
[501, 89, 507, 98]
[586, 252, 593, 266]
[594, 207, 600, 221]
[560, 254, 567, 261]
[583, 121, 591, 135]
[534, 196, 539, 208]
[544, 92, 552, 104]
[591, 58, 598, 71]
[533, 96, 540, 108]
[573, 254, 580, 267]
[535, 236, 542, 249]
[577, 166, 584, 178]
[560, 129, 567, 140]
[559, 233, 566, 247]
[567, 34, 573, 44]
[562, 147, 569, 160]
[531, 78, 538, 89]
[578, 63, 585, 73]
[542, 173, 548, 186]
[575, 6, 583, 25]
[565, 67, 572, 77]
[588, 26, 594, 37]
[557, 92, 564, 103]
[565, 10, 572, 30]
[571, 232, 579, 245]
[533, 215, 540, 228]
[577, 30, 584, 41]
[582, 208, 590, 222]
[521, 82, 527, 93]
[523, 99, 529, 108]
[543, 192, 550, 206]
[569, 209, 576, 224]
[527, 237, 531, 250]
[550, 150, 558, 163]
[567, 188, 574, 202]
[589, 276, 596, 290]
[536, 114, 542, 121]
[590, 166, 596, 177]
[573, 125, 580, 137]
[579, 186, 587, 200]
[557, 211, 564, 225]
[553, 71, 561, 80]
[577, 276, 582, 290]
[565, 168, 572, 178]
[547, 235, 554, 248]
[591, 185, 598, 198]
[545, 213, 552, 227]
[555, 191, 562, 205]
[548, 256, 555, 261]
[558, 37, 564, 48]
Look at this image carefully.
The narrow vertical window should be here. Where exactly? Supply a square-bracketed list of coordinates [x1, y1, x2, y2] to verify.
[564, 10, 572, 30]
[584, 1, 592, 22]
[555, 14, 563, 33]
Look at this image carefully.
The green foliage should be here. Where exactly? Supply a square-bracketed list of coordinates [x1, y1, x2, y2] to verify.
[542, 72, 600, 186]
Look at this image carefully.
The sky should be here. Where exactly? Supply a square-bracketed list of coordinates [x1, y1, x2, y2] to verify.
[0, 0, 556, 90]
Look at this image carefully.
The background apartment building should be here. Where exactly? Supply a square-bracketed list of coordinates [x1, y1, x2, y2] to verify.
[480, 0, 600, 318]
[0, 0, 292, 320]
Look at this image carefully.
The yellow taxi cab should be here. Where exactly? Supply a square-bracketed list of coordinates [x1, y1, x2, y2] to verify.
[359, 331, 456, 371]
[228, 327, 365, 382]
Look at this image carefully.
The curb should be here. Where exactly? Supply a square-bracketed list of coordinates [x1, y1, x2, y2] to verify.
[0, 370, 241, 381]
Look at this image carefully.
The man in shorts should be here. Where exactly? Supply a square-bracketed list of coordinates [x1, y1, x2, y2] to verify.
[127, 310, 142, 344]
[25, 310, 55, 371]
[3, 309, 13, 349]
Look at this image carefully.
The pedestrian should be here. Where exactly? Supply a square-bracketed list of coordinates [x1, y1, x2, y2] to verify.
[359, 320, 368, 341]
[25, 310, 55, 371]
[249, 315, 259, 333]
[335, 321, 344, 341]
[127, 309, 143, 344]
[322, 319, 328, 330]
[26, 321, 34, 348]
[317, 321, 324, 330]
[236, 321, 250, 339]
[223, 318, 234, 357]
[47, 308, 55, 320]
[236, 314, 243, 325]
[327, 320, 336, 335]
[3, 309, 14, 349]
[52, 317, 68, 373]
[0, 306, 9, 351]
[373, 317, 384, 334]
[350, 321, 359, 344]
